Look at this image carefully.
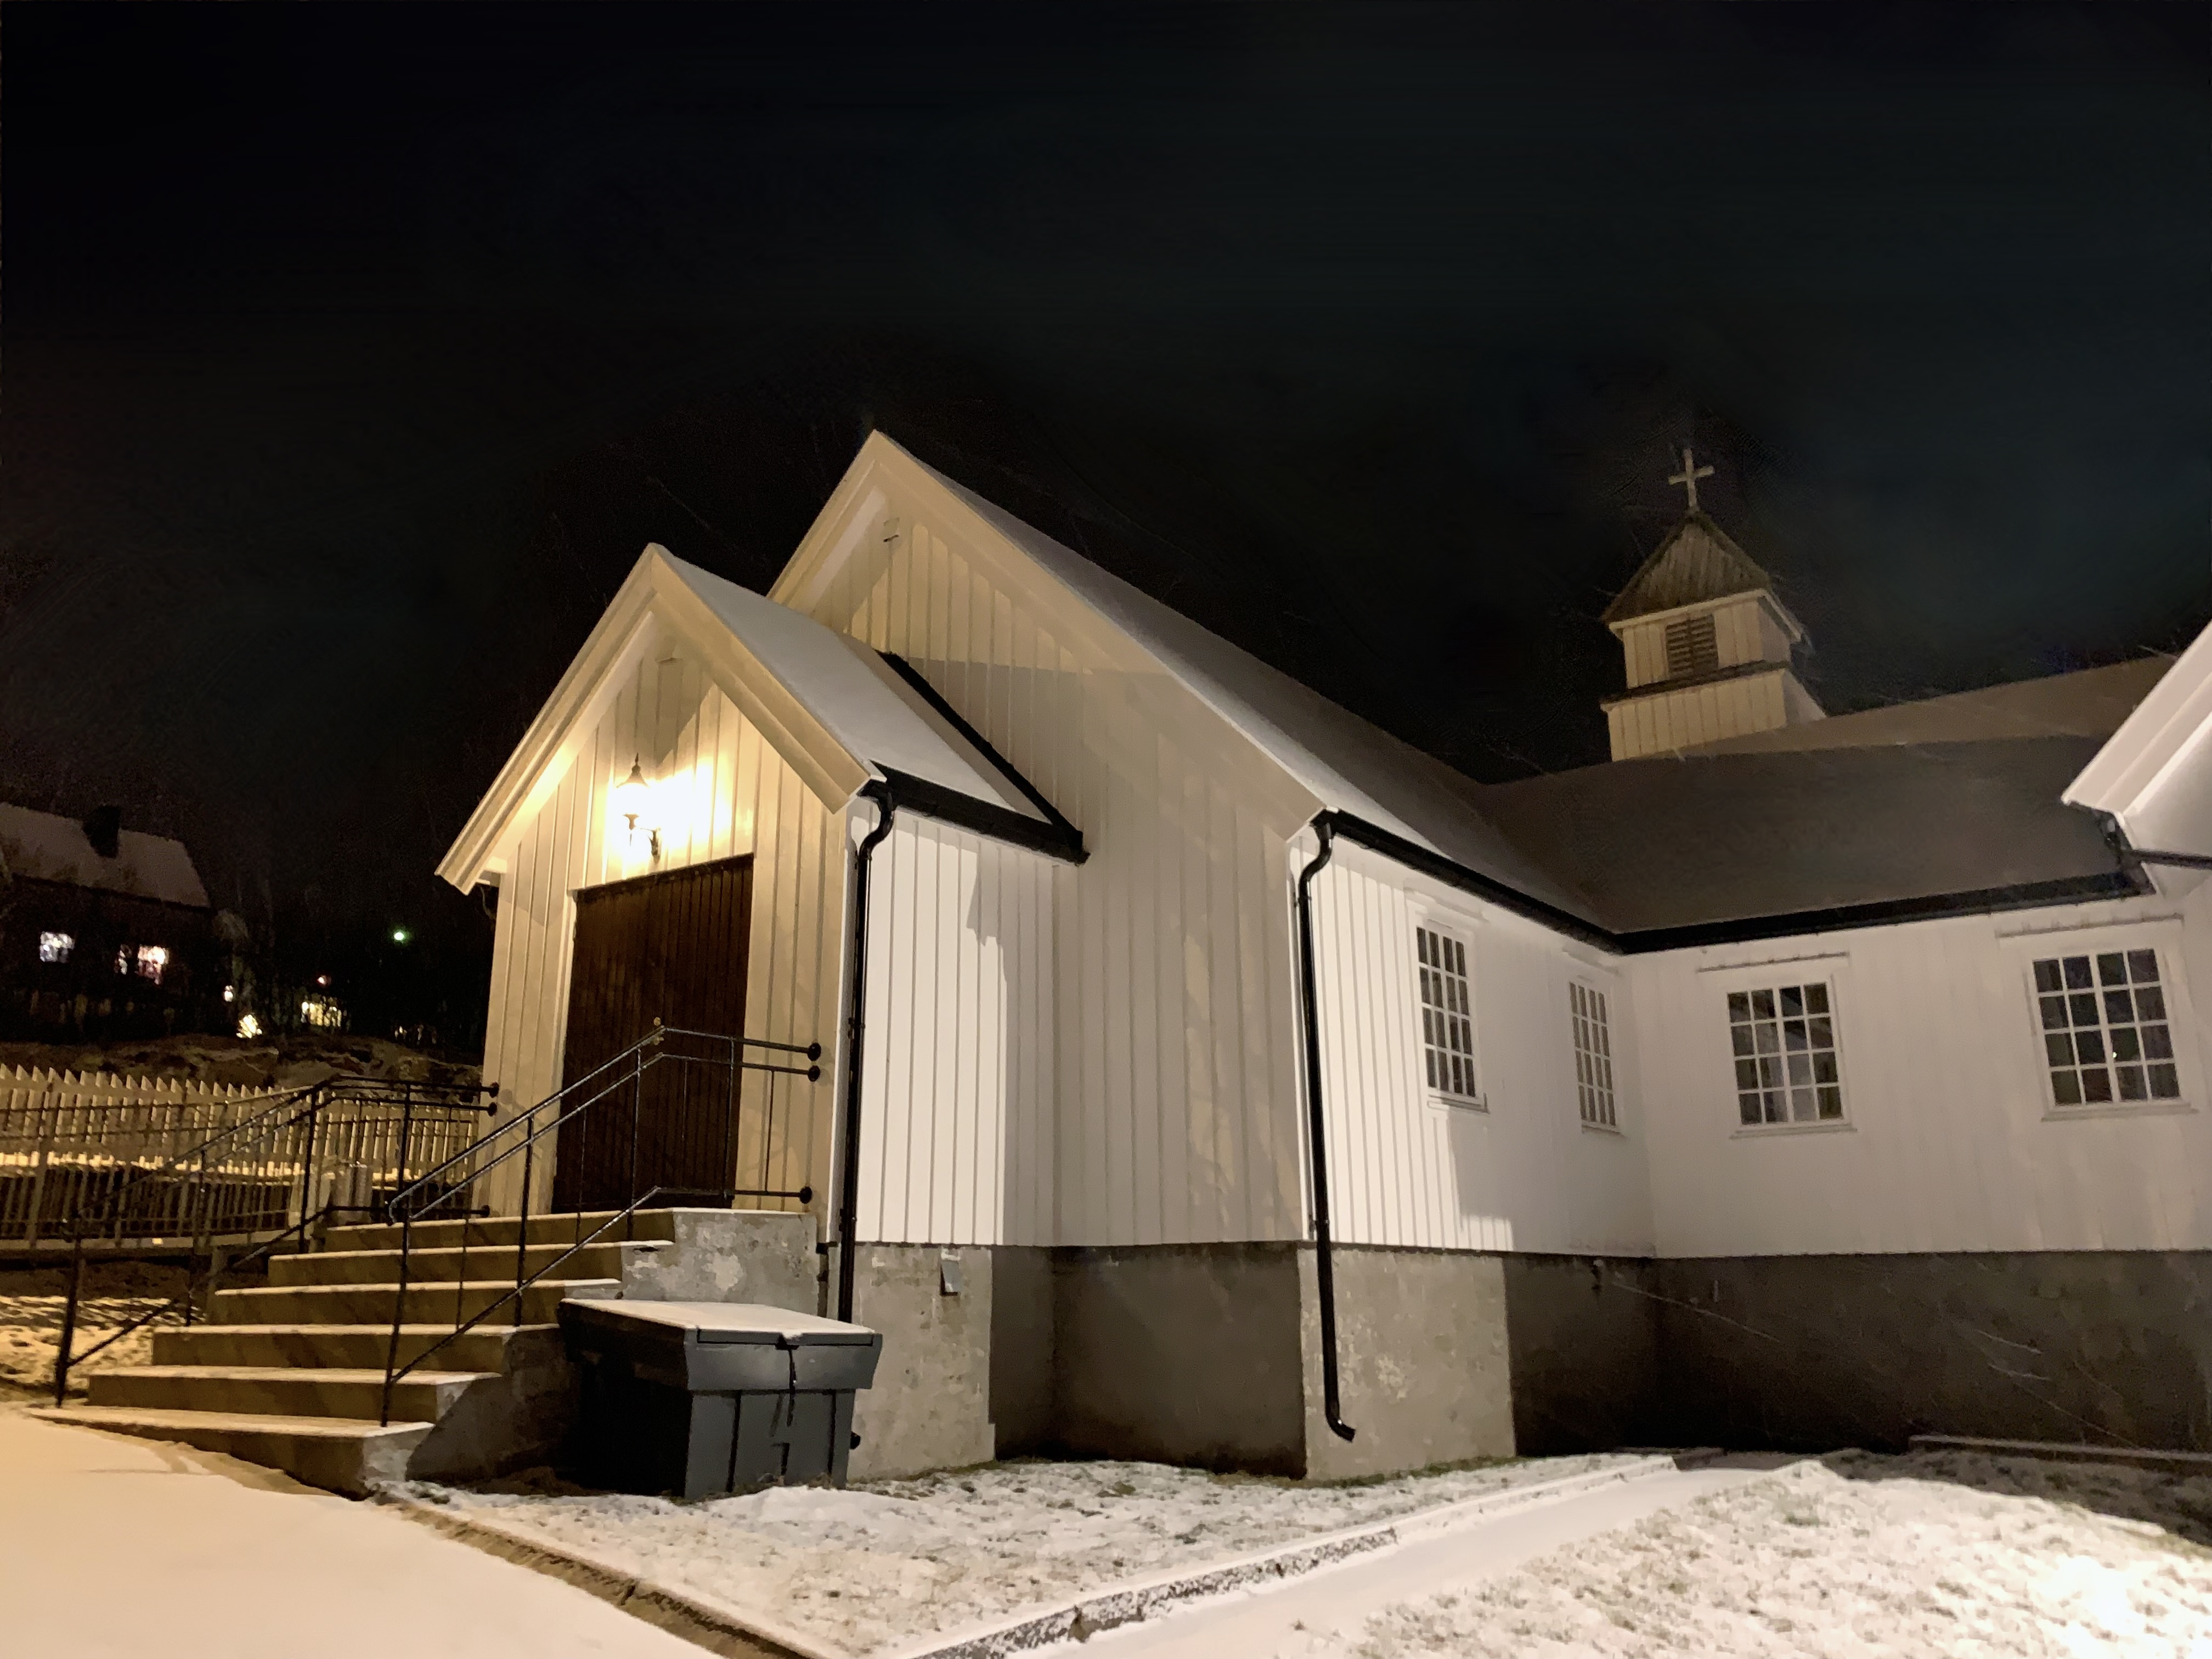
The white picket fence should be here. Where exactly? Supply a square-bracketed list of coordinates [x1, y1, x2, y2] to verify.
[0, 1065, 482, 1245]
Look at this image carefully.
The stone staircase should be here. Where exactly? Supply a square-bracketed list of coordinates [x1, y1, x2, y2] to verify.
[33, 1207, 818, 1496]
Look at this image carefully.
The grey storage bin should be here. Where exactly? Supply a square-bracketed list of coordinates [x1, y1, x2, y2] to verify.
[560, 1300, 882, 1499]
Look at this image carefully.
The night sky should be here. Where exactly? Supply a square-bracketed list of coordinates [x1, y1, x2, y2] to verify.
[3, 4, 2207, 1046]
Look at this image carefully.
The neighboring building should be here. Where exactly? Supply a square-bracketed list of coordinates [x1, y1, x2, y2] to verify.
[0, 804, 217, 1041]
[437, 433, 2212, 1477]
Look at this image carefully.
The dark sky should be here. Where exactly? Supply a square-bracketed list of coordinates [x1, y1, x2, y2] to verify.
[3, 4, 2207, 1025]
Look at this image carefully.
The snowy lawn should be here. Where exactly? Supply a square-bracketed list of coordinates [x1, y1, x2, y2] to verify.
[0, 1262, 189, 1397]
[1356, 1449, 2212, 1659]
[393, 1451, 1645, 1655]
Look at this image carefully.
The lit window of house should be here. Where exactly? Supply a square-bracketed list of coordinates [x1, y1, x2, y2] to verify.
[1663, 613, 1719, 679]
[300, 996, 345, 1029]
[134, 945, 170, 985]
[37, 932, 74, 964]
[1729, 983, 1843, 1125]
[1416, 925, 1481, 1105]
[1570, 981, 1617, 1128]
[2035, 951, 2180, 1107]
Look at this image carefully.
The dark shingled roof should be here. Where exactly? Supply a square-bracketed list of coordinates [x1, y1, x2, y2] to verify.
[1476, 737, 2125, 937]
[1601, 512, 1780, 627]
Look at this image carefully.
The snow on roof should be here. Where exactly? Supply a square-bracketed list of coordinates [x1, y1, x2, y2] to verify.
[921, 465, 1600, 922]
[662, 552, 1049, 825]
[2064, 618, 2212, 864]
[1691, 657, 2173, 758]
[1600, 513, 1786, 628]
[0, 804, 210, 909]
[1478, 738, 2123, 935]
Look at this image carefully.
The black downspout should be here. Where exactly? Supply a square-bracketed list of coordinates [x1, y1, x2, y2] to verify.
[1295, 815, 1356, 1442]
[836, 786, 896, 1324]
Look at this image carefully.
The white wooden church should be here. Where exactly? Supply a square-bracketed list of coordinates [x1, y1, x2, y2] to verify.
[442, 433, 2212, 1477]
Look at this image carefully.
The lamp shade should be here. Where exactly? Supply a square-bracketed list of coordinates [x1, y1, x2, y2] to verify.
[615, 758, 652, 828]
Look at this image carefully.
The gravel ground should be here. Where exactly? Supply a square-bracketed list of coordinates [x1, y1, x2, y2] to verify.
[394, 1451, 1646, 1655]
[1354, 1450, 2212, 1659]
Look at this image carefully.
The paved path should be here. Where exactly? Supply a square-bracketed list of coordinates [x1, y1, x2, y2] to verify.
[1084, 1458, 1788, 1659]
[0, 1404, 702, 1659]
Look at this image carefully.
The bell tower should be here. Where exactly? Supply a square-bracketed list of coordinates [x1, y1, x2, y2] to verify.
[1600, 449, 1824, 761]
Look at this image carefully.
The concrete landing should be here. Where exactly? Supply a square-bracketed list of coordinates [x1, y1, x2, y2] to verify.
[0, 1405, 703, 1659]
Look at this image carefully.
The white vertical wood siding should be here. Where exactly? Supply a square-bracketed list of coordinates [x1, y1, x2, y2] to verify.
[1629, 882, 2212, 1256]
[478, 645, 845, 1217]
[854, 815, 1056, 1247]
[1607, 669, 1793, 760]
[800, 516, 1311, 1246]
[1305, 838, 1656, 1256]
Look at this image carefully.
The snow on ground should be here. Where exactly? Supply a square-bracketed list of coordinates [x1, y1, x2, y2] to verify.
[0, 1262, 188, 1396]
[1355, 1449, 2212, 1659]
[395, 1451, 1644, 1656]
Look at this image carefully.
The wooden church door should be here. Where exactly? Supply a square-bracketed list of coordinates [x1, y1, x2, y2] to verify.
[552, 855, 754, 1213]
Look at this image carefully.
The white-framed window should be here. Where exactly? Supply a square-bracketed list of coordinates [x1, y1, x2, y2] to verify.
[2033, 947, 2181, 1108]
[37, 932, 74, 964]
[1728, 980, 1844, 1125]
[134, 944, 170, 985]
[1415, 923, 1482, 1105]
[1570, 981, 1617, 1128]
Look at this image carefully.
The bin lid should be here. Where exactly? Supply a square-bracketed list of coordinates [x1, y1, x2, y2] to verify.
[564, 1299, 879, 1346]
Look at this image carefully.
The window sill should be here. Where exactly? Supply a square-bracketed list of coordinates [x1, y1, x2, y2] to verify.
[2042, 1100, 2194, 1122]
[1730, 1119, 1854, 1139]
[1579, 1120, 1626, 1137]
[1431, 1094, 1488, 1113]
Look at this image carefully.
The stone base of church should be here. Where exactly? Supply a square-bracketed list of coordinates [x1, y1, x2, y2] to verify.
[845, 1242, 998, 1481]
[984, 1241, 1516, 1479]
[1499, 1248, 2212, 1457]
[869, 1242, 2211, 1481]
[1646, 1249, 2212, 1454]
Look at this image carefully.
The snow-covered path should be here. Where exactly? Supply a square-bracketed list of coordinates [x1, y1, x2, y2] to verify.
[1077, 1458, 1775, 1659]
[0, 1406, 701, 1659]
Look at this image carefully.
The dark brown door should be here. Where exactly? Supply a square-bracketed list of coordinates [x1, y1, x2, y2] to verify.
[553, 855, 753, 1212]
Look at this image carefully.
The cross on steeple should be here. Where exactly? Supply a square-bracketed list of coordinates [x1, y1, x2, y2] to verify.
[1667, 446, 1714, 514]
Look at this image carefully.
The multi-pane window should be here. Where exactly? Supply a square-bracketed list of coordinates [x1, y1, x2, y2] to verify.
[1417, 926, 1480, 1103]
[134, 945, 170, 985]
[1729, 983, 1843, 1125]
[1663, 613, 1719, 680]
[1570, 982, 1617, 1128]
[37, 932, 74, 964]
[2035, 951, 2180, 1107]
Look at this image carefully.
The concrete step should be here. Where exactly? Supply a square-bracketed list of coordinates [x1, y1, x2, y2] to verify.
[325, 1210, 685, 1253]
[30, 1406, 432, 1497]
[269, 1241, 633, 1288]
[153, 1323, 555, 1373]
[86, 1364, 492, 1423]
[207, 1278, 620, 1328]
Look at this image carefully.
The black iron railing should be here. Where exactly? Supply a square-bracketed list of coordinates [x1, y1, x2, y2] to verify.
[48, 1076, 495, 1403]
[376, 1023, 820, 1424]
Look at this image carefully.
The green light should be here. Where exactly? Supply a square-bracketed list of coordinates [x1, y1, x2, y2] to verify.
[391, 928, 411, 945]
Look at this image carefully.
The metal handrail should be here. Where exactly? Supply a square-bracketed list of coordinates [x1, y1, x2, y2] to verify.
[375, 1024, 821, 1425]
[49, 1076, 495, 1404]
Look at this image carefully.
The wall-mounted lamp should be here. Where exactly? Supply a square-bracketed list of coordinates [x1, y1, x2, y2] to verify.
[616, 755, 661, 859]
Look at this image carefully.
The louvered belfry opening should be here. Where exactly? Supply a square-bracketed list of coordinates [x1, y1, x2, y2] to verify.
[1662, 613, 1719, 680]
[554, 855, 754, 1212]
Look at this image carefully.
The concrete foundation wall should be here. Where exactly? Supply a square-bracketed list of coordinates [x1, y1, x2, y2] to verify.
[1650, 1250, 2212, 1454]
[1501, 1254, 1663, 1455]
[847, 1243, 996, 1480]
[1049, 1243, 1308, 1475]
[989, 1245, 1056, 1457]
[1301, 1245, 1516, 1481]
